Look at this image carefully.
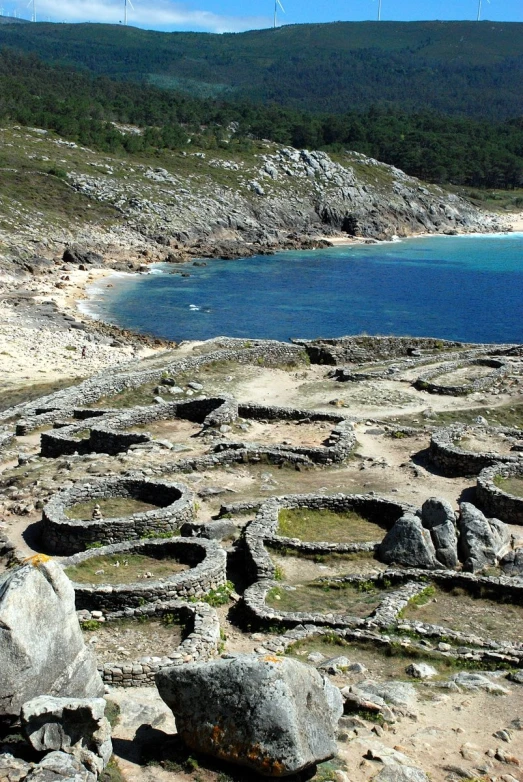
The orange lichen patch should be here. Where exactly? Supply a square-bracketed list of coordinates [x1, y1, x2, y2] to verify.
[23, 554, 51, 567]
[210, 724, 225, 745]
[263, 654, 282, 664]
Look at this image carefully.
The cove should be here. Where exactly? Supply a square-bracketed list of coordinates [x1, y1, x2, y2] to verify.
[85, 233, 523, 344]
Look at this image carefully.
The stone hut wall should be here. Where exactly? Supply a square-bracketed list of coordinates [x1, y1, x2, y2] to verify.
[62, 537, 227, 612]
[41, 477, 194, 554]
[430, 425, 523, 477]
[477, 463, 523, 525]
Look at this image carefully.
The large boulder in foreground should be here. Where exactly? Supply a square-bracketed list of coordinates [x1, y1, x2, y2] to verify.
[377, 514, 439, 569]
[21, 696, 112, 775]
[0, 558, 103, 718]
[156, 654, 343, 777]
[458, 503, 511, 572]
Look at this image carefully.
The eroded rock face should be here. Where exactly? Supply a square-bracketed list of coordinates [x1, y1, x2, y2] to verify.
[21, 696, 112, 775]
[156, 654, 343, 777]
[0, 560, 103, 719]
[458, 503, 511, 572]
[377, 514, 439, 569]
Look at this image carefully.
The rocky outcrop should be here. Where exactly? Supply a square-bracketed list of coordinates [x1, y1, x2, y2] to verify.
[0, 750, 97, 781]
[0, 559, 103, 718]
[420, 497, 458, 568]
[458, 503, 511, 573]
[62, 247, 103, 267]
[21, 697, 112, 775]
[156, 654, 343, 777]
[63, 146, 500, 256]
[377, 514, 439, 569]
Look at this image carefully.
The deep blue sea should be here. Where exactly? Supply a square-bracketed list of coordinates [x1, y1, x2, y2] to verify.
[84, 233, 523, 344]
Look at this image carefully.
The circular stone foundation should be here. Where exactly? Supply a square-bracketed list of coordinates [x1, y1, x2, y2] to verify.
[477, 462, 523, 525]
[414, 358, 507, 396]
[41, 477, 195, 555]
[429, 425, 523, 477]
[61, 537, 227, 611]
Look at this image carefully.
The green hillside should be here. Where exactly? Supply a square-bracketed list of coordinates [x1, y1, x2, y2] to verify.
[0, 21, 522, 118]
[1, 48, 522, 190]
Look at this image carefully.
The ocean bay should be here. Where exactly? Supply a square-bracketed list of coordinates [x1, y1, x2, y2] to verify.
[85, 233, 523, 344]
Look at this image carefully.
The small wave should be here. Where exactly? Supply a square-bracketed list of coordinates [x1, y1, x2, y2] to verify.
[76, 298, 103, 320]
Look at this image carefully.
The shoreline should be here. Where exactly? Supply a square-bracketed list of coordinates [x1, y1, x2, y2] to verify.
[1, 215, 522, 396]
[74, 225, 523, 348]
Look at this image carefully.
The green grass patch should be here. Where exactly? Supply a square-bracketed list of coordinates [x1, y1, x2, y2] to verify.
[401, 583, 523, 645]
[65, 497, 159, 520]
[0, 377, 83, 412]
[277, 507, 385, 544]
[65, 552, 188, 584]
[494, 475, 523, 498]
[86, 382, 160, 409]
[266, 580, 386, 617]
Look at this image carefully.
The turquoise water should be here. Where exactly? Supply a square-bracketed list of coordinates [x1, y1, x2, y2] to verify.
[87, 233, 523, 343]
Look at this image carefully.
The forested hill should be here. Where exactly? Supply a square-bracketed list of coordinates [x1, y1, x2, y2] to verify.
[0, 20, 522, 119]
[1, 48, 522, 190]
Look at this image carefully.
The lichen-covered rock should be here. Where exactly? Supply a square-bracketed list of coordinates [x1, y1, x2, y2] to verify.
[420, 497, 458, 568]
[500, 548, 523, 577]
[421, 497, 457, 528]
[0, 753, 33, 782]
[156, 653, 343, 777]
[377, 514, 438, 569]
[0, 560, 103, 718]
[21, 696, 112, 775]
[373, 766, 430, 782]
[26, 751, 96, 782]
[458, 503, 511, 572]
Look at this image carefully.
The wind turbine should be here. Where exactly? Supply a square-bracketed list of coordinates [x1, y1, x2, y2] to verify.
[477, 0, 490, 20]
[27, 0, 36, 22]
[123, 0, 134, 26]
[377, 0, 382, 20]
[273, 0, 284, 29]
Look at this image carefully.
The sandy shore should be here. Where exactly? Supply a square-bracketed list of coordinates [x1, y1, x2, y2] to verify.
[2, 211, 521, 397]
[0, 265, 162, 394]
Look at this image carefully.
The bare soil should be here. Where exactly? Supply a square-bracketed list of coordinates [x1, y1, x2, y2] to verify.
[268, 550, 387, 583]
[82, 617, 184, 664]
[433, 364, 494, 387]
[457, 431, 515, 455]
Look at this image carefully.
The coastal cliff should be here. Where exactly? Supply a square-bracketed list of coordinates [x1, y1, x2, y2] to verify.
[0, 126, 504, 273]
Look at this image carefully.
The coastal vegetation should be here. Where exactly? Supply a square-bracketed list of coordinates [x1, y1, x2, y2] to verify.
[1, 48, 523, 189]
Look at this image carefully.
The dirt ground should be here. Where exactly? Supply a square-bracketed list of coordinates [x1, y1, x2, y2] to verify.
[2, 339, 523, 781]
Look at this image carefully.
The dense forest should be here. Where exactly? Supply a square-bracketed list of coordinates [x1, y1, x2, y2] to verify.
[0, 48, 522, 189]
[0, 21, 522, 120]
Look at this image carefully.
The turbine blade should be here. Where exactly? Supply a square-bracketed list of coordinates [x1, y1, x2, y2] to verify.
[276, 0, 285, 13]
[127, 0, 134, 9]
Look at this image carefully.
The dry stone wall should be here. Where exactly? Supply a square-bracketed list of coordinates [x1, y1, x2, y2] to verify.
[243, 493, 413, 582]
[42, 477, 194, 554]
[430, 425, 523, 476]
[477, 462, 523, 525]
[414, 358, 507, 395]
[78, 600, 221, 687]
[62, 537, 227, 612]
